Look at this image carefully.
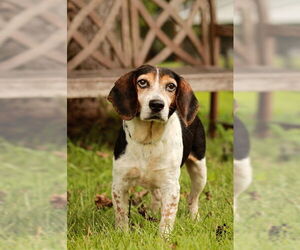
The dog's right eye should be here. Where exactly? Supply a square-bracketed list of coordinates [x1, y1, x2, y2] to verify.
[137, 79, 149, 88]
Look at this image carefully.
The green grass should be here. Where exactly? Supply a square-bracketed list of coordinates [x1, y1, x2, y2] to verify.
[68, 92, 233, 250]
[0, 140, 66, 250]
[234, 92, 300, 249]
[4, 91, 299, 249]
[195, 92, 233, 125]
[235, 92, 300, 127]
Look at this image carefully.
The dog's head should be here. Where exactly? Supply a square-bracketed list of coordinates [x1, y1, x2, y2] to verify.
[108, 65, 199, 126]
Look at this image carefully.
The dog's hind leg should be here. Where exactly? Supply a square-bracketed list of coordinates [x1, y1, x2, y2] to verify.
[150, 189, 161, 213]
[186, 155, 207, 219]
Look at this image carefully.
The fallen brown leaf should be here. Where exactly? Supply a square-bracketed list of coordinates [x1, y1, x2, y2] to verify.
[50, 193, 67, 209]
[248, 191, 261, 200]
[137, 204, 158, 222]
[205, 191, 212, 200]
[96, 151, 110, 158]
[0, 190, 7, 204]
[170, 242, 178, 249]
[85, 145, 93, 151]
[67, 191, 71, 201]
[53, 151, 67, 159]
[95, 194, 113, 209]
[80, 143, 93, 150]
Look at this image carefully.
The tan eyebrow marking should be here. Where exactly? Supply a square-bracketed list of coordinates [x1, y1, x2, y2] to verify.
[160, 75, 177, 86]
[137, 73, 155, 82]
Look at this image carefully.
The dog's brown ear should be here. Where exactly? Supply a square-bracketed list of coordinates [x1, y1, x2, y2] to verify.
[107, 71, 138, 120]
[176, 77, 199, 126]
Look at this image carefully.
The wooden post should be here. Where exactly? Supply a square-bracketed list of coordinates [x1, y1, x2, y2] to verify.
[255, 92, 272, 137]
[254, 0, 273, 137]
[208, 92, 218, 138]
[208, 0, 219, 138]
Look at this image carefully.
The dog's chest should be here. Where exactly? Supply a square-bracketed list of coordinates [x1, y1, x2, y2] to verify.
[124, 139, 182, 188]
[114, 114, 183, 189]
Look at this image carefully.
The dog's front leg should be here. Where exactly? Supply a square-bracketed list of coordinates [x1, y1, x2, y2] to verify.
[112, 181, 129, 231]
[159, 181, 180, 236]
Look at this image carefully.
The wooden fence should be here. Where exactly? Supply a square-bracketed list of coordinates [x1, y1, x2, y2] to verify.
[235, 0, 300, 137]
[2, 0, 299, 137]
[0, 0, 66, 98]
[0, 0, 66, 71]
[67, 0, 227, 70]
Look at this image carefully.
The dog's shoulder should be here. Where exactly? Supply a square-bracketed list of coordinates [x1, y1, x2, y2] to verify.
[180, 115, 206, 166]
[113, 125, 127, 160]
[234, 115, 250, 160]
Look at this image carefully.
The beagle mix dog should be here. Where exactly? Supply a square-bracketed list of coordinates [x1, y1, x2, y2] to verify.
[108, 65, 206, 235]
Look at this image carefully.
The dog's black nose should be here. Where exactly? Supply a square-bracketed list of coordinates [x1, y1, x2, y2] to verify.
[149, 99, 164, 113]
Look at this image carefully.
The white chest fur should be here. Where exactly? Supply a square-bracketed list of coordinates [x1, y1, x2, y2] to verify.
[113, 113, 183, 190]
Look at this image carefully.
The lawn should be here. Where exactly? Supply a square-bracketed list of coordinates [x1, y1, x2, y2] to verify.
[67, 92, 234, 250]
[0, 140, 67, 250]
[234, 92, 300, 249]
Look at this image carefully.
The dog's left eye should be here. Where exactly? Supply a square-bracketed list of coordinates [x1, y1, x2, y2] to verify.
[166, 83, 177, 92]
[137, 79, 149, 88]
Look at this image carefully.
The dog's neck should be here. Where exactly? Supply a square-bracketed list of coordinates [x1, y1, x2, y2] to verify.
[124, 116, 172, 144]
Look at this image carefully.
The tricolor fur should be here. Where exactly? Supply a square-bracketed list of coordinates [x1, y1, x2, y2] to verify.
[234, 115, 252, 216]
[108, 65, 206, 235]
